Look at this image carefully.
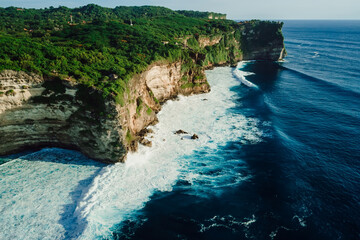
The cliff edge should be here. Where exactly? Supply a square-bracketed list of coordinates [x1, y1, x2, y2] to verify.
[0, 61, 211, 162]
[0, 16, 285, 163]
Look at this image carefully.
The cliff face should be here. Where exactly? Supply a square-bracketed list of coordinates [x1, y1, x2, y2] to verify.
[0, 62, 210, 162]
[0, 23, 285, 163]
[0, 70, 126, 162]
[198, 35, 222, 48]
[242, 41, 286, 61]
[239, 21, 286, 61]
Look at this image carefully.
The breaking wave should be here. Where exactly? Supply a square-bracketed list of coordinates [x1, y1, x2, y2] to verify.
[233, 61, 259, 89]
[0, 65, 265, 239]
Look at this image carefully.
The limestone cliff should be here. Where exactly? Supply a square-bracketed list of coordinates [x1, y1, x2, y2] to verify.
[118, 61, 209, 153]
[0, 22, 285, 163]
[239, 21, 286, 61]
[243, 42, 286, 61]
[0, 70, 126, 162]
[0, 62, 209, 162]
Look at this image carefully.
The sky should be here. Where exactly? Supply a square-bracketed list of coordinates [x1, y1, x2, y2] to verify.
[0, 0, 359, 20]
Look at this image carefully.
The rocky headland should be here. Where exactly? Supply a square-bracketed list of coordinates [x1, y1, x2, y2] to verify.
[0, 13, 285, 163]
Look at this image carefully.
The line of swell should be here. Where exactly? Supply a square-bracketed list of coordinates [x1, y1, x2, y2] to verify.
[307, 38, 360, 47]
[279, 65, 360, 99]
[286, 38, 360, 47]
[311, 52, 360, 63]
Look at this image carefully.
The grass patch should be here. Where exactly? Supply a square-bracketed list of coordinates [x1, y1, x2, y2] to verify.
[149, 90, 159, 104]
[125, 130, 134, 144]
[181, 75, 188, 82]
[180, 83, 195, 89]
[146, 106, 153, 115]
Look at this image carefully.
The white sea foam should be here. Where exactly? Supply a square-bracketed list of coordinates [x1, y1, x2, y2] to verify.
[234, 61, 259, 88]
[199, 214, 256, 233]
[269, 226, 291, 240]
[75, 66, 264, 239]
[293, 215, 307, 227]
[0, 149, 104, 240]
[0, 65, 266, 239]
[312, 51, 320, 58]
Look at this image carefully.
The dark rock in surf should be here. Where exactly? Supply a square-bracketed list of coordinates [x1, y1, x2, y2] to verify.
[175, 129, 188, 135]
[191, 134, 199, 139]
[139, 138, 152, 147]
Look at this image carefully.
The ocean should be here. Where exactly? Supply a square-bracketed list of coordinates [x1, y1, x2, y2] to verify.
[1, 20, 360, 240]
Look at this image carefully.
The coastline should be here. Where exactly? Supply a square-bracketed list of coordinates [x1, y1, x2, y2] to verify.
[1, 64, 263, 239]
[0, 34, 285, 163]
[0, 54, 285, 163]
[0, 5, 286, 163]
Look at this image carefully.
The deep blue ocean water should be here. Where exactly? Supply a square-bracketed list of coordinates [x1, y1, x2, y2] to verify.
[1, 20, 359, 240]
[110, 20, 360, 240]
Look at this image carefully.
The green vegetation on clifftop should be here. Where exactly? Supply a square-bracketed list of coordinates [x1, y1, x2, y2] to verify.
[0, 5, 284, 102]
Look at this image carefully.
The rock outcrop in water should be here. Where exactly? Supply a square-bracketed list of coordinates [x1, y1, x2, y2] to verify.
[0, 24, 285, 163]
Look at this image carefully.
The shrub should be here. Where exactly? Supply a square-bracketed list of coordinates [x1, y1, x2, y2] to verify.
[5, 89, 16, 96]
